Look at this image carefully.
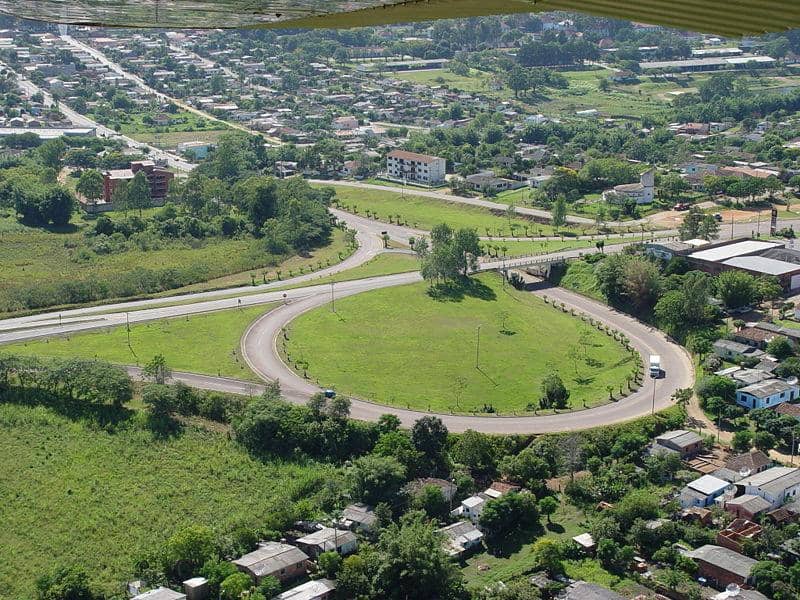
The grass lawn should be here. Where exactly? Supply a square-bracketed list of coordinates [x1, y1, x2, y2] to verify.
[463, 499, 587, 587]
[0, 305, 274, 381]
[393, 68, 511, 99]
[284, 272, 634, 414]
[130, 129, 231, 149]
[0, 402, 336, 598]
[327, 186, 587, 237]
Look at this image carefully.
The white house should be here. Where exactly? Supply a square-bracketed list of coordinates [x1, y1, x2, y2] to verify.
[735, 379, 800, 410]
[437, 521, 484, 557]
[603, 168, 655, 205]
[735, 467, 800, 508]
[386, 150, 446, 185]
[679, 475, 733, 508]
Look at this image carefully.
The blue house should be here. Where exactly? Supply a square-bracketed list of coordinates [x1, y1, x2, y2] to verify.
[736, 379, 799, 410]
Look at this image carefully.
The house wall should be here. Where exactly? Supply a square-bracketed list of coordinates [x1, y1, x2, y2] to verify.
[387, 155, 446, 184]
[736, 387, 798, 410]
[695, 559, 751, 587]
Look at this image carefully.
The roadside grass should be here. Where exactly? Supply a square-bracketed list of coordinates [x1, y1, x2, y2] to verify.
[481, 238, 632, 258]
[326, 185, 587, 237]
[551, 260, 605, 301]
[0, 402, 336, 598]
[273, 253, 420, 291]
[93, 109, 224, 135]
[0, 305, 273, 380]
[283, 272, 634, 414]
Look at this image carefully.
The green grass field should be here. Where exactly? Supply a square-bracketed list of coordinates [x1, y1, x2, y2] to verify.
[1, 305, 273, 380]
[0, 402, 336, 598]
[552, 260, 605, 301]
[328, 186, 586, 237]
[0, 211, 351, 314]
[284, 273, 634, 414]
[130, 129, 231, 149]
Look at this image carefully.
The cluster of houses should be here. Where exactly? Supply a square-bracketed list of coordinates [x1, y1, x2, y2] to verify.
[566, 432, 800, 594]
[128, 477, 523, 600]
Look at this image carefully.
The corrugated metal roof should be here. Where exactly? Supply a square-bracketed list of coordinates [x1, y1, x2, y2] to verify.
[722, 256, 800, 276]
[689, 240, 780, 263]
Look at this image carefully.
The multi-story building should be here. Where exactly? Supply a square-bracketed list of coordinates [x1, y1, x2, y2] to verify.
[386, 150, 446, 185]
[103, 160, 175, 202]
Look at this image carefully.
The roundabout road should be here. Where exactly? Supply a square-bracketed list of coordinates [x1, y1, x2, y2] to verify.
[240, 272, 695, 434]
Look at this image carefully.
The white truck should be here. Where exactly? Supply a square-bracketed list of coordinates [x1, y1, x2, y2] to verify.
[649, 355, 662, 378]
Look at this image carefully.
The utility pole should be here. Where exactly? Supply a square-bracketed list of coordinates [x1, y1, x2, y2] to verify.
[475, 325, 481, 369]
[125, 312, 131, 347]
[651, 376, 657, 415]
[730, 213, 735, 239]
[756, 210, 761, 237]
[330, 281, 335, 312]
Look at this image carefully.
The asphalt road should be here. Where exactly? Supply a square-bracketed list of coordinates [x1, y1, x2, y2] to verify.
[0, 210, 385, 337]
[6, 61, 196, 172]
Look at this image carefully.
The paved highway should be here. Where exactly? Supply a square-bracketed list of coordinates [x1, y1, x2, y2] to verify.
[6, 62, 196, 172]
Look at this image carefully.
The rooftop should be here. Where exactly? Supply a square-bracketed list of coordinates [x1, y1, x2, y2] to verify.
[132, 588, 186, 600]
[688, 240, 780, 263]
[739, 466, 800, 495]
[233, 542, 309, 578]
[656, 429, 703, 448]
[722, 256, 800, 276]
[688, 474, 731, 496]
[561, 581, 624, 600]
[686, 544, 756, 577]
[726, 451, 771, 473]
[738, 379, 796, 398]
[275, 579, 336, 600]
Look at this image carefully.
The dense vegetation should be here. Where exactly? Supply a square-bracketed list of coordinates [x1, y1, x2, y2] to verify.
[0, 135, 346, 313]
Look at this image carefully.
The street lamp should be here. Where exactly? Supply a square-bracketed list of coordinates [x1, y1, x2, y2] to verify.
[475, 325, 481, 369]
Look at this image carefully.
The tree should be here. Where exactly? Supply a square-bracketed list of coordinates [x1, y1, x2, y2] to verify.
[161, 525, 218, 582]
[531, 538, 564, 576]
[38, 137, 67, 169]
[732, 430, 754, 453]
[127, 170, 152, 216]
[36, 566, 99, 600]
[373, 512, 464, 600]
[540, 372, 569, 409]
[75, 169, 104, 205]
[479, 491, 540, 539]
[678, 206, 705, 240]
[659, 172, 690, 202]
[411, 416, 448, 470]
[141, 384, 177, 419]
[508, 66, 530, 98]
[622, 259, 661, 312]
[348, 455, 406, 505]
[716, 270, 758, 309]
[144, 353, 171, 384]
[698, 215, 720, 241]
[766, 336, 794, 360]
[317, 551, 342, 578]
[412, 484, 449, 521]
[551, 196, 567, 229]
[696, 375, 737, 403]
[752, 561, 790, 598]
[450, 429, 496, 476]
[220, 572, 252, 600]
[500, 448, 550, 491]
[753, 431, 776, 453]
[538, 496, 559, 523]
